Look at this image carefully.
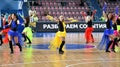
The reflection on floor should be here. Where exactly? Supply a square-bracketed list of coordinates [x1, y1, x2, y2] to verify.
[32, 44, 95, 50]
[0, 33, 120, 67]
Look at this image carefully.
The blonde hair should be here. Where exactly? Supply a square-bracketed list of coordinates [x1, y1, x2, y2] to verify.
[59, 15, 64, 22]
[59, 15, 64, 19]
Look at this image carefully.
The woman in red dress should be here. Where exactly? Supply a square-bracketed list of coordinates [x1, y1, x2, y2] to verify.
[0, 14, 11, 46]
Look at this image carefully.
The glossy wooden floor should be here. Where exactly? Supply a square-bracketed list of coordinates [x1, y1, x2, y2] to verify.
[0, 33, 120, 67]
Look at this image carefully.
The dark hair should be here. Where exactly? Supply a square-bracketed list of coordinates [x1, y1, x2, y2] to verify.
[12, 13, 18, 23]
[25, 17, 30, 27]
[10, 13, 19, 31]
[118, 14, 120, 17]
[107, 12, 113, 20]
[13, 13, 18, 19]
[87, 10, 92, 16]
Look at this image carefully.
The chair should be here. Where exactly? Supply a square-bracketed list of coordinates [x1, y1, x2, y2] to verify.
[76, 12, 79, 16]
[53, 11, 56, 16]
[43, 7, 47, 10]
[55, 7, 59, 11]
[42, 2, 46, 6]
[46, 2, 50, 6]
[50, 2, 54, 6]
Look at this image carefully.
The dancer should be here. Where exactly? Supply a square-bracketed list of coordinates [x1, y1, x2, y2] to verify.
[117, 16, 120, 31]
[0, 34, 2, 46]
[0, 14, 11, 46]
[111, 14, 119, 52]
[8, 13, 22, 54]
[22, 17, 30, 42]
[110, 6, 120, 52]
[45, 14, 78, 54]
[98, 2, 116, 52]
[81, 9, 96, 44]
[114, 6, 120, 52]
[98, 11, 116, 52]
[16, 14, 25, 46]
[0, 15, 5, 46]
[22, 18, 33, 47]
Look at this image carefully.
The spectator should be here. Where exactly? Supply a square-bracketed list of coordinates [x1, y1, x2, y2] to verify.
[100, 16, 106, 21]
[29, 8, 33, 16]
[33, 14, 38, 23]
[29, 13, 38, 32]
[79, 0, 85, 6]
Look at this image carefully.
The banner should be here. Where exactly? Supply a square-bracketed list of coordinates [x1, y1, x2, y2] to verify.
[36, 22, 106, 32]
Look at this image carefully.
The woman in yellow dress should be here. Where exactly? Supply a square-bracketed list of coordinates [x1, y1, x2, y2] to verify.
[46, 15, 78, 54]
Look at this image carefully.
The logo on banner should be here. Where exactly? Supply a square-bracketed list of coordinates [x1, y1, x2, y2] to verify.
[36, 22, 107, 32]
[42, 23, 106, 29]
[93, 24, 106, 28]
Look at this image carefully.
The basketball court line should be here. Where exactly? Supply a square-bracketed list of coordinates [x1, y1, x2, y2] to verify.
[66, 60, 120, 67]
[0, 58, 120, 66]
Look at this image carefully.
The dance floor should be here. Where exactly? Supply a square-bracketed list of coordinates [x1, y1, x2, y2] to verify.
[0, 33, 120, 67]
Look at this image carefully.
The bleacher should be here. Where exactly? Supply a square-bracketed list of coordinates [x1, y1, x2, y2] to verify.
[29, 0, 88, 21]
[29, 0, 120, 21]
[99, 0, 120, 13]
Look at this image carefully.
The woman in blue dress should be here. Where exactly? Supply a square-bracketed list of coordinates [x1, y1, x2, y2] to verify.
[98, 11, 116, 52]
[8, 13, 22, 54]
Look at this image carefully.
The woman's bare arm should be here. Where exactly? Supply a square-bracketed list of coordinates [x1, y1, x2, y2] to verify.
[46, 15, 59, 22]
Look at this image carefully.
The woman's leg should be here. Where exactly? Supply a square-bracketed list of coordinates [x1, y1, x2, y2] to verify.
[111, 37, 118, 52]
[106, 35, 114, 52]
[26, 35, 32, 44]
[0, 35, 3, 46]
[85, 28, 89, 43]
[8, 35, 14, 54]
[106, 40, 113, 52]
[22, 33, 32, 44]
[22, 34, 27, 42]
[85, 28, 94, 43]
[14, 36, 22, 52]
[0, 31, 4, 46]
[89, 27, 94, 43]
[59, 37, 65, 54]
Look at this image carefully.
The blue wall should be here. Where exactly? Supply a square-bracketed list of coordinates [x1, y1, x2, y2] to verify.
[0, 0, 25, 29]
[0, 0, 29, 18]
[22, 2, 29, 18]
[0, 0, 21, 10]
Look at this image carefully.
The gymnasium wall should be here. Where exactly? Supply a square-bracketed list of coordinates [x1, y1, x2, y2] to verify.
[0, 0, 21, 10]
